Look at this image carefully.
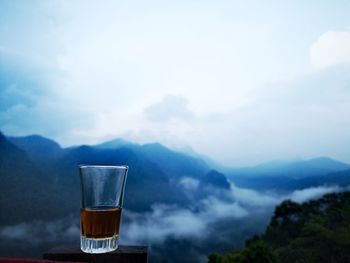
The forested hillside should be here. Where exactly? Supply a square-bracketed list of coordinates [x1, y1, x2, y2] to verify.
[209, 191, 350, 263]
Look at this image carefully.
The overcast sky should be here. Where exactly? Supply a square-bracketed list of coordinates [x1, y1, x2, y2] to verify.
[1, 0, 350, 166]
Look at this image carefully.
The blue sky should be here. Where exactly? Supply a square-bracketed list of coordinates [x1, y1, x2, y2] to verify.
[1, 0, 350, 166]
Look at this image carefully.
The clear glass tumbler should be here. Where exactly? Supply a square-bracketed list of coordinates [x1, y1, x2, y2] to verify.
[79, 165, 128, 253]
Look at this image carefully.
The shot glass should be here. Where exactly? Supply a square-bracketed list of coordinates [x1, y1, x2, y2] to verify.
[79, 165, 128, 253]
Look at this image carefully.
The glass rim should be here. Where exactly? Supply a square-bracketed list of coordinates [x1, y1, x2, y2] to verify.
[79, 164, 128, 170]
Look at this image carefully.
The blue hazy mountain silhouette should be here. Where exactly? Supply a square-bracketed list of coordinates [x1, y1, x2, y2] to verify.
[137, 142, 210, 177]
[53, 144, 191, 212]
[229, 157, 350, 178]
[2, 132, 350, 262]
[0, 132, 75, 224]
[8, 135, 64, 169]
[0, 133, 228, 224]
[97, 140, 210, 178]
[200, 170, 231, 190]
[2, 132, 350, 224]
[8, 135, 62, 156]
[95, 138, 137, 149]
[228, 157, 350, 190]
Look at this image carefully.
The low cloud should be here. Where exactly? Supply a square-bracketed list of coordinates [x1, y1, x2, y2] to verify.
[0, 184, 346, 261]
[0, 215, 79, 245]
[121, 182, 348, 245]
[122, 195, 248, 244]
[123, 206, 207, 243]
[289, 185, 342, 203]
[230, 184, 281, 208]
[179, 176, 199, 190]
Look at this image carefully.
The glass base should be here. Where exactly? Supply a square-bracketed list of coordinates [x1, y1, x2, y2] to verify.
[80, 235, 119, 254]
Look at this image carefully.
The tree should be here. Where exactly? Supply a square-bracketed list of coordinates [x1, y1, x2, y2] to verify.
[208, 192, 350, 263]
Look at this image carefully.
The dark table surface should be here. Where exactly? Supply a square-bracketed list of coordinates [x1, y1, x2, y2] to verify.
[43, 246, 148, 263]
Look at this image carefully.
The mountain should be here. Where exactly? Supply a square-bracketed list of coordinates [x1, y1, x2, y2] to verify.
[8, 134, 64, 170]
[95, 138, 136, 149]
[227, 157, 350, 190]
[316, 168, 350, 187]
[2, 132, 350, 222]
[0, 133, 73, 224]
[200, 170, 231, 190]
[170, 145, 227, 171]
[0, 132, 30, 167]
[1, 133, 218, 219]
[229, 157, 350, 178]
[280, 157, 350, 178]
[8, 135, 63, 159]
[97, 138, 211, 179]
[2, 132, 350, 261]
[53, 145, 190, 211]
[136, 142, 210, 178]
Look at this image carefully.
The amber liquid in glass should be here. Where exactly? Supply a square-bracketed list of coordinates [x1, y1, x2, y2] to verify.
[80, 207, 122, 239]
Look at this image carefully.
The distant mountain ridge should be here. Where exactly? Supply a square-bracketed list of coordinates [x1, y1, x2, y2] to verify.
[228, 157, 350, 190]
[229, 157, 350, 178]
[2, 131, 350, 225]
[0, 132, 228, 226]
[96, 138, 210, 179]
[0, 132, 74, 224]
[8, 135, 64, 169]
[4, 133, 350, 186]
[2, 131, 350, 262]
[95, 138, 137, 149]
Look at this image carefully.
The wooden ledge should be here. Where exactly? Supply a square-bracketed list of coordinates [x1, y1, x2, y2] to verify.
[43, 246, 148, 263]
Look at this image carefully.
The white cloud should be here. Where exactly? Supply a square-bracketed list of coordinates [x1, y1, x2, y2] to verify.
[0, 183, 345, 256]
[0, 216, 79, 244]
[310, 29, 350, 69]
[122, 207, 205, 243]
[122, 196, 248, 244]
[289, 185, 342, 203]
[201, 197, 248, 219]
[144, 95, 194, 122]
[231, 184, 281, 207]
[179, 177, 199, 190]
[121, 183, 347, 245]
[2, 1, 350, 166]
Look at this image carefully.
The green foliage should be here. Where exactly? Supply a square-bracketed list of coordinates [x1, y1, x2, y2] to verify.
[208, 241, 277, 263]
[209, 192, 350, 263]
[208, 252, 242, 263]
